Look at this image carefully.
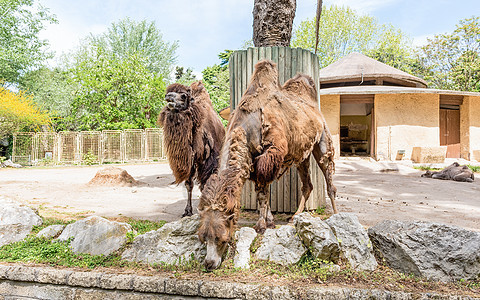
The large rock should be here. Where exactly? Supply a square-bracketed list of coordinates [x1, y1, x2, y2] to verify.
[0, 197, 42, 227]
[293, 213, 340, 263]
[37, 225, 66, 239]
[122, 214, 206, 265]
[254, 225, 306, 266]
[0, 197, 42, 247]
[0, 224, 32, 247]
[368, 220, 480, 282]
[57, 216, 133, 256]
[325, 213, 377, 271]
[234, 227, 257, 269]
[1, 159, 22, 168]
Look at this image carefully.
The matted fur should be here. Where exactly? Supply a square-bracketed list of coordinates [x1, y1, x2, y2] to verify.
[198, 60, 337, 270]
[158, 81, 225, 186]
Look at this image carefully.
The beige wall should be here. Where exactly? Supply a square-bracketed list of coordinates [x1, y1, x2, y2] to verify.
[320, 95, 340, 158]
[375, 93, 439, 161]
[465, 96, 480, 161]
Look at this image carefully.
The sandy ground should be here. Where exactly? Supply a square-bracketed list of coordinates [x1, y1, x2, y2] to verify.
[0, 159, 479, 231]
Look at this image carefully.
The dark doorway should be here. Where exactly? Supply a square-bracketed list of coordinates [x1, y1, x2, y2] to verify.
[340, 95, 374, 157]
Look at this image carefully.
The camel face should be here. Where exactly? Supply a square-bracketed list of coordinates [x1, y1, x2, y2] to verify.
[198, 209, 231, 271]
[164, 84, 192, 111]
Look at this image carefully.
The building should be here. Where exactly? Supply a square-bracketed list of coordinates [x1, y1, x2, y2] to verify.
[319, 52, 480, 162]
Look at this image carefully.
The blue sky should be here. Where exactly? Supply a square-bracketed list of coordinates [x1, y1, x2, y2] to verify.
[39, 0, 480, 76]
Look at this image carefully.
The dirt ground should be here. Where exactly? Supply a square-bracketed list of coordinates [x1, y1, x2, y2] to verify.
[0, 158, 479, 231]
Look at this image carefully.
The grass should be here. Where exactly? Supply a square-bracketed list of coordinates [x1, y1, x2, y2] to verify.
[0, 217, 478, 296]
[415, 164, 480, 173]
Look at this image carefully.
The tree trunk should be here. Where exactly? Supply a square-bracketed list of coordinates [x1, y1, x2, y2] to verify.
[252, 0, 296, 47]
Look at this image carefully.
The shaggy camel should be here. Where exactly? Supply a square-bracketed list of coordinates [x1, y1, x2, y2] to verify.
[198, 60, 337, 270]
[158, 81, 225, 217]
[421, 162, 474, 182]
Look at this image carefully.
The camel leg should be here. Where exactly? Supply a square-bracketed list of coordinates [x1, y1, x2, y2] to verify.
[312, 143, 338, 214]
[183, 177, 194, 217]
[254, 184, 273, 234]
[293, 158, 313, 217]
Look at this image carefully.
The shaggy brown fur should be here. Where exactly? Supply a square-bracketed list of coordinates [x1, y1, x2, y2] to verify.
[422, 162, 474, 182]
[158, 81, 225, 217]
[198, 60, 337, 270]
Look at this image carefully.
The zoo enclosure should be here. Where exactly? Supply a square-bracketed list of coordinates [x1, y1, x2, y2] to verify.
[12, 128, 166, 165]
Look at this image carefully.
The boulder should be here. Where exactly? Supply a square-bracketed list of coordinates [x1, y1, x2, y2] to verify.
[0, 197, 42, 247]
[325, 213, 377, 271]
[122, 214, 206, 265]
[254, 225, 306, 266]
[0, 224, 32, 247]
[234, 227, 257, 269]
[1, 159, 22, 168]
[36, 225, 66, 239]
[57, 216, 133, 256]
[293, 213, 340, 263]
[368, 220, 480, 282]
[0, 197, 42, 227]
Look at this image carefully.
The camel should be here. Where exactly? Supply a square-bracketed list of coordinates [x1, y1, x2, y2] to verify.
[158, 81, 225, 217]
[421, 162, 474, 182]
[198, 60, 337, 270]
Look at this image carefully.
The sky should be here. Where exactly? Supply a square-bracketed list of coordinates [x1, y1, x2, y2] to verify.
[39, 0, 480, 76]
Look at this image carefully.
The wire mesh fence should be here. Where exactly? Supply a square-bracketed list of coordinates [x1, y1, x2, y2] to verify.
[11, 129, 167, 166]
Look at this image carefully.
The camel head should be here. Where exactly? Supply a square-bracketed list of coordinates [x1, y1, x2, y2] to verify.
[197, 174, 238, 271]
[164, 83, 193, 111]
[198, 208, 235, 271]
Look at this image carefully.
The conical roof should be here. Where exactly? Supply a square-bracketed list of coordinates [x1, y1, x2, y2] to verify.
[319, 52, 427, 88]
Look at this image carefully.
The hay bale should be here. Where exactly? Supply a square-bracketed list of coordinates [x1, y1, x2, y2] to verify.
[89, 167, 138, 187]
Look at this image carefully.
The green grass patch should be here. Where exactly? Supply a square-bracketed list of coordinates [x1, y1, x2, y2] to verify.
[0, 237, 127, 269]
[126, 219, 166, 235]
[467, 165, 480, 173]
[413, 166, 442, 171]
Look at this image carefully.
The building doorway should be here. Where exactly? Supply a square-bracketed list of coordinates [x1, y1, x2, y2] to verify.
[339, 95, 374, 157]
[440, 107, 460, 158]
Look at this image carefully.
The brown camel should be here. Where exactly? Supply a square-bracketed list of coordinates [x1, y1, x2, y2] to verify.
[158, 81, 225, 217]
[421, 162, 474, 182]
[198, 60, 337, 270]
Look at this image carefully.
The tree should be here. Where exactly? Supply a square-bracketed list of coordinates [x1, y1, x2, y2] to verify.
[65, 46, 166, 131]
[252, 0, 296, 47]
[417, 17, 480, 91]
[19, 67, 76, 119]
[0, 86, 51, 139]
[89, 17, 178, 79]
[174, 66, 197, 85]
[0, 0, 57, 84]
[291, 5, 416, 70]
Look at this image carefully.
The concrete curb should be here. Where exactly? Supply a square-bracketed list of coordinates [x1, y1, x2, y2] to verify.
[0, 264, 478, 300]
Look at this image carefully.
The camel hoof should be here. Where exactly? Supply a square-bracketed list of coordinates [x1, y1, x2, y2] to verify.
[182, 211, 193, 218]
[254, 225, 266, 234]
[266, 221, 275, 229]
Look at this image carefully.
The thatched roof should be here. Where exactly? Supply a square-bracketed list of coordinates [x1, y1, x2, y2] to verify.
[319, 52, 428, 88]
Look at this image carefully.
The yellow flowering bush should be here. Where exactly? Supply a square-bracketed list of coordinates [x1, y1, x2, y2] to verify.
[0, 86, 51, 138]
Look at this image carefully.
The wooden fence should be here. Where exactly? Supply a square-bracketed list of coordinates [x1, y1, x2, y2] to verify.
[229, 46, 326, 213]
[12, 128, 166, 165]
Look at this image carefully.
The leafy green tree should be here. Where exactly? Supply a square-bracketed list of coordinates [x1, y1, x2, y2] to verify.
[19, 67, 76, 119]
[65, 46, 166, 131]
[89, 17, 178, 79]
[0, 0, 57, 84]
[174, 66, 197, 85]
[291, 5, 416, 71]
[417, 17, 480, 91]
